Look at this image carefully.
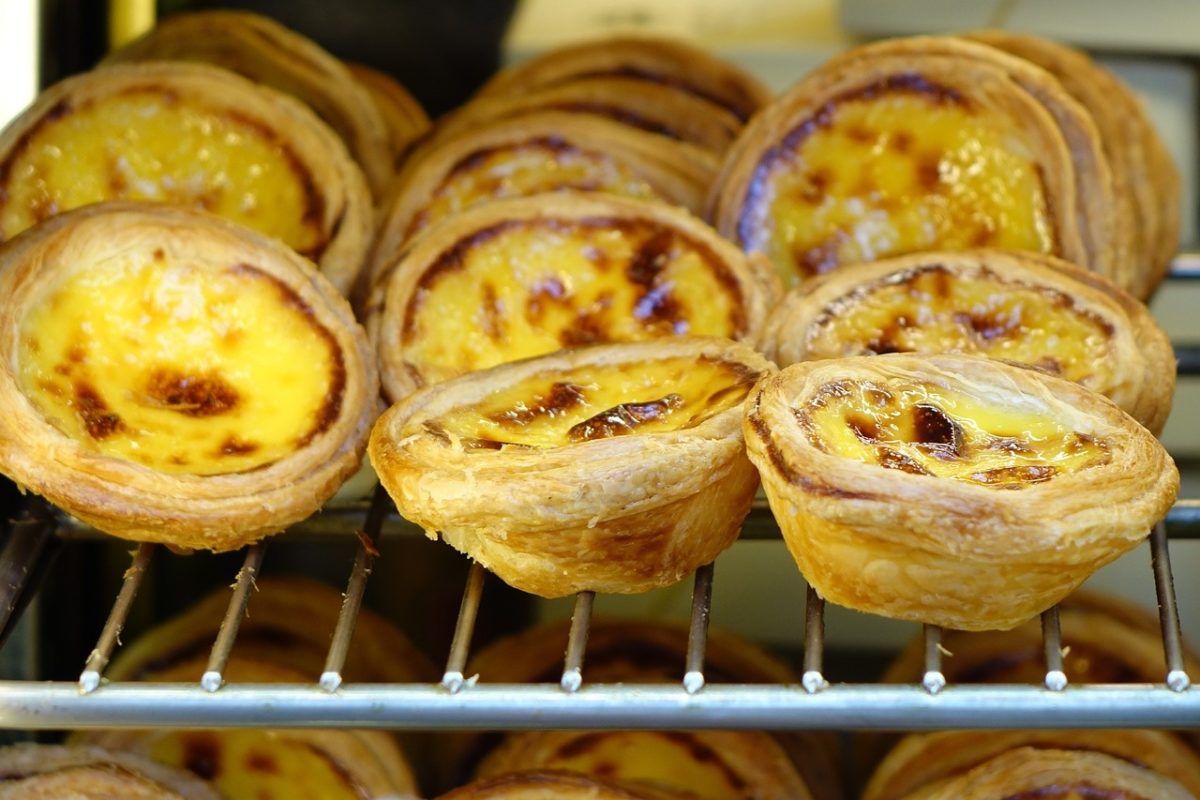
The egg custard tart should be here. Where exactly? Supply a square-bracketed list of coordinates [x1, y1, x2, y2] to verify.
[346, 62, 431, 169]
[0, 744, 221, 800]
[365, 111, 718, 292]
[472, 35, 771, 123]
[370, 338, 773, 597]
[744, 354, 1178, 631]
[709, 36, 1115, 288]
[0, 61, 372, 295]
[477, 730, 815, 800]
[0, 204, 377, 550]
[105, 10, 395, 197]
[864, 730, 1200, 800]
[369, 193, 775, 403]
[899, 748, 1192, 800]
[965, 30, 1180, 300]
[437, 772, 663, 800]
[760, 249, 1174, 434]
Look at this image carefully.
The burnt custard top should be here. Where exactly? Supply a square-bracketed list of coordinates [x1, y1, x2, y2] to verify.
[18, 254, 343, 475]
[0, 89, 325, 256]
[407, 138, 660, 240]
[741, 76, 1054, 285]
[800, 379, 1110, 489]
[418, 355, 758, 450]
[402, 218, 746, 386]
[806, 265, 1115, 384]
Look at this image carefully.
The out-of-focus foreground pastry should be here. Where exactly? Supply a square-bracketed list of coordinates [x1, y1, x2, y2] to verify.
[0, 61, 372, 295]
[0, 203, 378, 551]
[435, 771, 669, 800]
[759, 249, 1175, 434]
[0, 743, 220, 799]
[744, 353, 1178, 630]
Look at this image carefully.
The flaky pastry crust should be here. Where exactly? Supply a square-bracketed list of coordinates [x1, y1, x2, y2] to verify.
[0, 203, 378, 551]
[105, 10, 395, 197]
[473, 35, 771, 123]
[436, 771, 663, 800]
[370, 338, 774, 597]
[759, 249, 1175, 434]
[744, 353, 1178, 631]
[346, 62, 431, 168]
[0, 61, 372, 295]
[368, 192, 778, 403]
[0, 744, 220, 800]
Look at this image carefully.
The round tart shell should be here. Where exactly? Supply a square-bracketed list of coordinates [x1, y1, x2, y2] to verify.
[0, 203, 378, 551]
[743, 353, 1178, 631]
[104, 10, 395, 198]
[370, 337, 774, 597]
[0, 743, 221, 800]
[759, 249, 1175, 434]
[369, 192, 779, 403]
[346, 61, 431, 168]
[0, 61, 373, 296]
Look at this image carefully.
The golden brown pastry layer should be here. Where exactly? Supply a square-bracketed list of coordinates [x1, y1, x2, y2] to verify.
[473, 35, 771, 123]
[105, 10, 395, 197]
[864, 729, 1200, 800]
[346, 62, 431, 168]
[371, 337, 773, 597]
[0, 744, 220, 800]
[759, 249, 1175, 434]
[744, 353, 1178, 630]
[710, 36, 1119, 290]
[0, 203, 377, 551]
[368, 192, 776, 403]
[897, 747, 1192, 800]
[436, 771, 664, 800]
[365, 111, 718, 292]
[0, 61, 372, 295]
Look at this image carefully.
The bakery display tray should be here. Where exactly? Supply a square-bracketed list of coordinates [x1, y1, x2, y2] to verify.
[0, 258, 1196, 732]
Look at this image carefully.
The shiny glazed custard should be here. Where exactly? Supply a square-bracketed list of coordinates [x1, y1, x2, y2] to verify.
[18, 255, 342, 475]
[806, 265, 1115, 384]
[421, 355, 759, 450]
[402, 219, 746, 385]
[801, 379, 1110, 488]
[0, 91, 325, 254]
[408, 140, 661, 239]
[741, 77, 1054, 284]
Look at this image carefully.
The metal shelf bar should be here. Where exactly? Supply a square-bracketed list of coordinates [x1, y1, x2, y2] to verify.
[78, 543, 153, 694]
[1170, 251, 1200, 280]
[320, 486, 388, 693]
[442, 563, 485, 693]
[200, 543, 265, 692]
[1150, 521, 1192, 692]
[684, 562, 714, 694]
[561, 591, 594, 693]
[802, 585, 826, 694]
[7, 682, 1197, 731]
[1042, 607, 1067, 691]
[922, 625, 945, 694]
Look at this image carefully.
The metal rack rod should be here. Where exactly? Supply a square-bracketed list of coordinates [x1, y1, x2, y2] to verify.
[321, 486, 389, 692]
[4, 682, 1196, 731]
[200, 543, 265, 693]
[78, 543, 153, 694]
[561, 591, 594, 693]
[1170, 250, 1200, 279]
[683, 562, 714, 695]
[442, 563, 485, 694]
[922, 625, 945, 695]
[802, 586, 826, 694]
[1150, 520, 1192, 692]
[1042, 607, 1067, 691]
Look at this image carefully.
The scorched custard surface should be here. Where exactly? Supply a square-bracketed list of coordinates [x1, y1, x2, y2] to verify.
[18, 255, 342, 476]
[740, 77, 1054, 284]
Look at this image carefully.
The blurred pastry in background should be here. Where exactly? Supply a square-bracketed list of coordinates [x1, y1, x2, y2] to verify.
[346, 61, 431, 168]
[435, 771, 667, 799]
[0, 743, 221, 799]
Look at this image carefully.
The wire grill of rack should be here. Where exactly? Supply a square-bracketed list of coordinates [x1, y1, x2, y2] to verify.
[0, 259, 1197, 732]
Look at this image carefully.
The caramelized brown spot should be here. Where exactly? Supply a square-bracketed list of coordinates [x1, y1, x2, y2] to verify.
[1035, 356, 1064, 375]
[988, 436, 1034, 455]
[36, 379, 63, 398]
[794, 232, 845, 276]
[845, 124, 874, 144]
[182, 733, 221, 780]
[66, 343, 85, 363]
[970, 227, 996, 247]
[959, 310, 1019, 342]
[970, 464, 1057, 485]
[626, 229, 673, 286]
[525, 275, 568, 324]
[153, 247, 165, 261]
[169, 454, 189, 466]
[73, 382, 124, 440]
[916, 156, 942, 191]
[491, 382, 587, 427]
[245, 751, 278, 774]
[143, 368, 239, 417]
[660, 733, 747, 790]
[847, 413, 880, 443]
[912, 403, 962, 457]
[553, 732, 608, 759]
[891, 131, 913, 153]
[568, 394, 684, 442]
[480, 283, 504, 341]
[876, 446, 931, 475]
[218, 436, 258, 456]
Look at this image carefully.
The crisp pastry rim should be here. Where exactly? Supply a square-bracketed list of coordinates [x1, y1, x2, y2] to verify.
[0, 202, 379, 551]
[368, 191, 778, 404]
[0, 59, 373, 296]
[758, 248, 1175, 435]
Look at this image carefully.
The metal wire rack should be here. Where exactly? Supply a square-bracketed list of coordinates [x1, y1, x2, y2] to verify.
[0, 261, 1196, 732]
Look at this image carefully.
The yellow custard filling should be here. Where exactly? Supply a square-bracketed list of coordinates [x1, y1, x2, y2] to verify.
[807, 266, 1115, 385]
[18, 255, 342, 475]
[151, 731, 363, 800]
[408, 140, 661, 238]
[743, 78, 1054, 284]
[403, 219, 744, 385]
[802, 380, 1109, 488]
[423, 355, 759, 449]
[0, 90, 324, 254]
